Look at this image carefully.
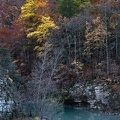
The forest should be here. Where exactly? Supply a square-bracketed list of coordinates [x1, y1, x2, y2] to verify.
[0, 0, 120, 120]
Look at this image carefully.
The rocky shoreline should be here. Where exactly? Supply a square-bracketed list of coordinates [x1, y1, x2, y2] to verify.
[64, 78, 120, 115]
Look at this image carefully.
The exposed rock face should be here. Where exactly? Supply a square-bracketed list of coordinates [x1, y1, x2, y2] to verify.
[69, 80, 120, 111]
[0, 78, 14, 119]
[0, 78, 14, 112]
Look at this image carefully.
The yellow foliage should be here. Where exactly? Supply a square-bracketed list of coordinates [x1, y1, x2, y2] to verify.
[27, 16, 57, 43]
[21, 0, 57, 54]
[35, 0, 48, 8]
[21, 0, 35, 17]
[21, 0, 37, 27]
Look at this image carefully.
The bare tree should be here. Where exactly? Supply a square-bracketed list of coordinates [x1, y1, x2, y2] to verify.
[22, 42, 63, 120]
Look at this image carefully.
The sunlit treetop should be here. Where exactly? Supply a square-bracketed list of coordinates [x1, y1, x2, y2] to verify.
[20, 0, 57, 55]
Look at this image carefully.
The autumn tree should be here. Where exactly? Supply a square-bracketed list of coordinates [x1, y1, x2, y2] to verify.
[100, 1, 119, 76]
[84, 17, 106, 58]
[0, 0, 22, 46]
[20, 0, 57, 57]
[0, 0, 20, 27]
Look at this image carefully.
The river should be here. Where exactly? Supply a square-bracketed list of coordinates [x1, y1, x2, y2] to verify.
[59, 107, 120, 120]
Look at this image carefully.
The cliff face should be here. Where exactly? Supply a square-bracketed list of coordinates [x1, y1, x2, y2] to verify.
[68, 78, 120, 112]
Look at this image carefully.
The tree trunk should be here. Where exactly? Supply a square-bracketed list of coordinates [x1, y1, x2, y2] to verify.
[105, 5, 111, 77]
[116, 19, 120, 64]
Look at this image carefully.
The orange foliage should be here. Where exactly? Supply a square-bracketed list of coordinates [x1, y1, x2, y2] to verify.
[0, 0, 24, 47]
[0, 27, 16, 47]
[0, 20, 23, 47]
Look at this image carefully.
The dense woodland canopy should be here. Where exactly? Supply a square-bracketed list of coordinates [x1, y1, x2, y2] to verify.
[1, 0, 120, 119]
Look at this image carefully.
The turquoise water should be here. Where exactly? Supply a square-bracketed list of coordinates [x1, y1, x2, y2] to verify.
[60, 107, 120, 120]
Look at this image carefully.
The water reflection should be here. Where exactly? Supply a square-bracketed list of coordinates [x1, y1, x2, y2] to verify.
[60, 107, 120, 120]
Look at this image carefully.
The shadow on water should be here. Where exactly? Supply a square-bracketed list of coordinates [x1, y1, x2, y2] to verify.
[59, 107, 120, 120]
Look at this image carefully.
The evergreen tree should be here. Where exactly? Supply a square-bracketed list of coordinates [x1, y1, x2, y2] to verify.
[58, 0, 91, 18]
